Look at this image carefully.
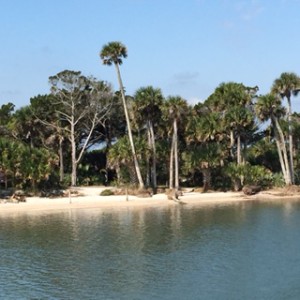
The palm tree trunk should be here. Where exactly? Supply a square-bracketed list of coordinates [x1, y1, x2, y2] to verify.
[129, 164, 138, 186]
[169, 134, 175, 189]
[273, 116, 292, 185]
[287, 98, 294, 184]
[149, 121, 157, 194]
[237, 134, 243, 186]
[146, 124, 151, 187]
[174, 119, 179, 191]
[114, 63, 144, 190]
[274, 135, 288, 184]
[237, 134, 241, 165]
[230, 130, 235, 158]
[116, 164, 121, 185]
[202, 168, 211, 192]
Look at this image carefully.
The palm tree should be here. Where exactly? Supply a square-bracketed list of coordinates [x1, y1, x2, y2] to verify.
[185, 104, 225, 191]
[271, 72, 300, 183]
[100, 41, 144, 190]
[133, 86, 163, 193]
[225, 106, 255, 165]
[255, 94, 291, 185]
[163, 96, 189, 192]
[205, 82, 257, 163]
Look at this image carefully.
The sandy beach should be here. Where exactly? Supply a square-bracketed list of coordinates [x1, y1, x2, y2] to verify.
[1, 186, 300, 214]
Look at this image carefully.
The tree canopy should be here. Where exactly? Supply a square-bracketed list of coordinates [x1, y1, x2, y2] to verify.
[1, 43, 300, 193]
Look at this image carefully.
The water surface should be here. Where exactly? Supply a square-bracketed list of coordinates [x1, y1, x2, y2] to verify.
[1, 200, 300, 299]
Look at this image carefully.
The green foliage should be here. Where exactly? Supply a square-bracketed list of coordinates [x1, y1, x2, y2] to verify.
[247, 138, 281, 172]
[0, 137, 58, 190]
[255, 94, 286, 122]
[244, 165, 273, 187]
[100, 189, 115, 196]
[100, 41, 127, 66]
[133, 86, 163, 127]
[60, 174, 72, 188]
[271, 173, 285, 188]
[271, 72, 300, 100]
[3, 69, 300, 190]
[107, 136, 149, 186]
[0, 102, 15, 126]
[226, 162, 273, 188]
[79, 175, 106, 186]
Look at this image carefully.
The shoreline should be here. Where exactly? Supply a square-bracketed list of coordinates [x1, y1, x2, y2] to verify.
[1, 187, 300, 214]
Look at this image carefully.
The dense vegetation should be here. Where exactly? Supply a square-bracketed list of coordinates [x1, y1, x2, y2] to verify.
[1, 41, 300, 193]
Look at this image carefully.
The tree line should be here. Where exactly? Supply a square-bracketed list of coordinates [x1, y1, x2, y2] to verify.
[0, 41, 300, 193]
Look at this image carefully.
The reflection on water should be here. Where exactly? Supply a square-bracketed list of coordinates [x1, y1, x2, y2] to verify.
[1, 200, 300, 299]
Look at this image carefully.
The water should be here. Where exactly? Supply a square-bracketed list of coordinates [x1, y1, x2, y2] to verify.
[1, 200, 300, 299]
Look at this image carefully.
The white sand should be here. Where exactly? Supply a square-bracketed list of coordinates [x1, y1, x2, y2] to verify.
[0, 186, 299, 214]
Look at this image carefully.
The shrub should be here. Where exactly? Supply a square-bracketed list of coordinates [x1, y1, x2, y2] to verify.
[271, 173, 285, 188]
[100, 189, 114, 196]
[225, 162, 273, 189]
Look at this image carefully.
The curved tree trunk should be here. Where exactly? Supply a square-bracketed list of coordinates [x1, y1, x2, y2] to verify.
[287, 98, 294, 184]
[114, 63, 144, 190]
[273, 116, 292, 185]
[274, 136, 287, 183]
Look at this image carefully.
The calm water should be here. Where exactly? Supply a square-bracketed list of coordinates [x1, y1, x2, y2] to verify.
[1, 200, 300, 300]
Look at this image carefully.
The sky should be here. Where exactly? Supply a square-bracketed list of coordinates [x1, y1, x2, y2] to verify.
[1, 0, 300, 111]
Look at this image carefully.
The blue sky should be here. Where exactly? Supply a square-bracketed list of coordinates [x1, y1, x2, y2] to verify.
[1, 0, 300, 110]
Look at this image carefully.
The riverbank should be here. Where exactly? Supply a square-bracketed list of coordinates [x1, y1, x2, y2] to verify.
[1, 186, 300, 214]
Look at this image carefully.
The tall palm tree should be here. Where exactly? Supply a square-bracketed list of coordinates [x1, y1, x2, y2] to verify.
[134, 86, 163, 193]
[271, 72, 300, 183]
[100, 41, 144, 190]
[163, 96, 188, 192]
[255, 94, 291, 185]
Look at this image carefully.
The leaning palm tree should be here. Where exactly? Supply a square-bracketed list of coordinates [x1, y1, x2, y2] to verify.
[271, 72, 300, 184]
[100, 42, 144, 190]
[255, 94, 291, 185]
